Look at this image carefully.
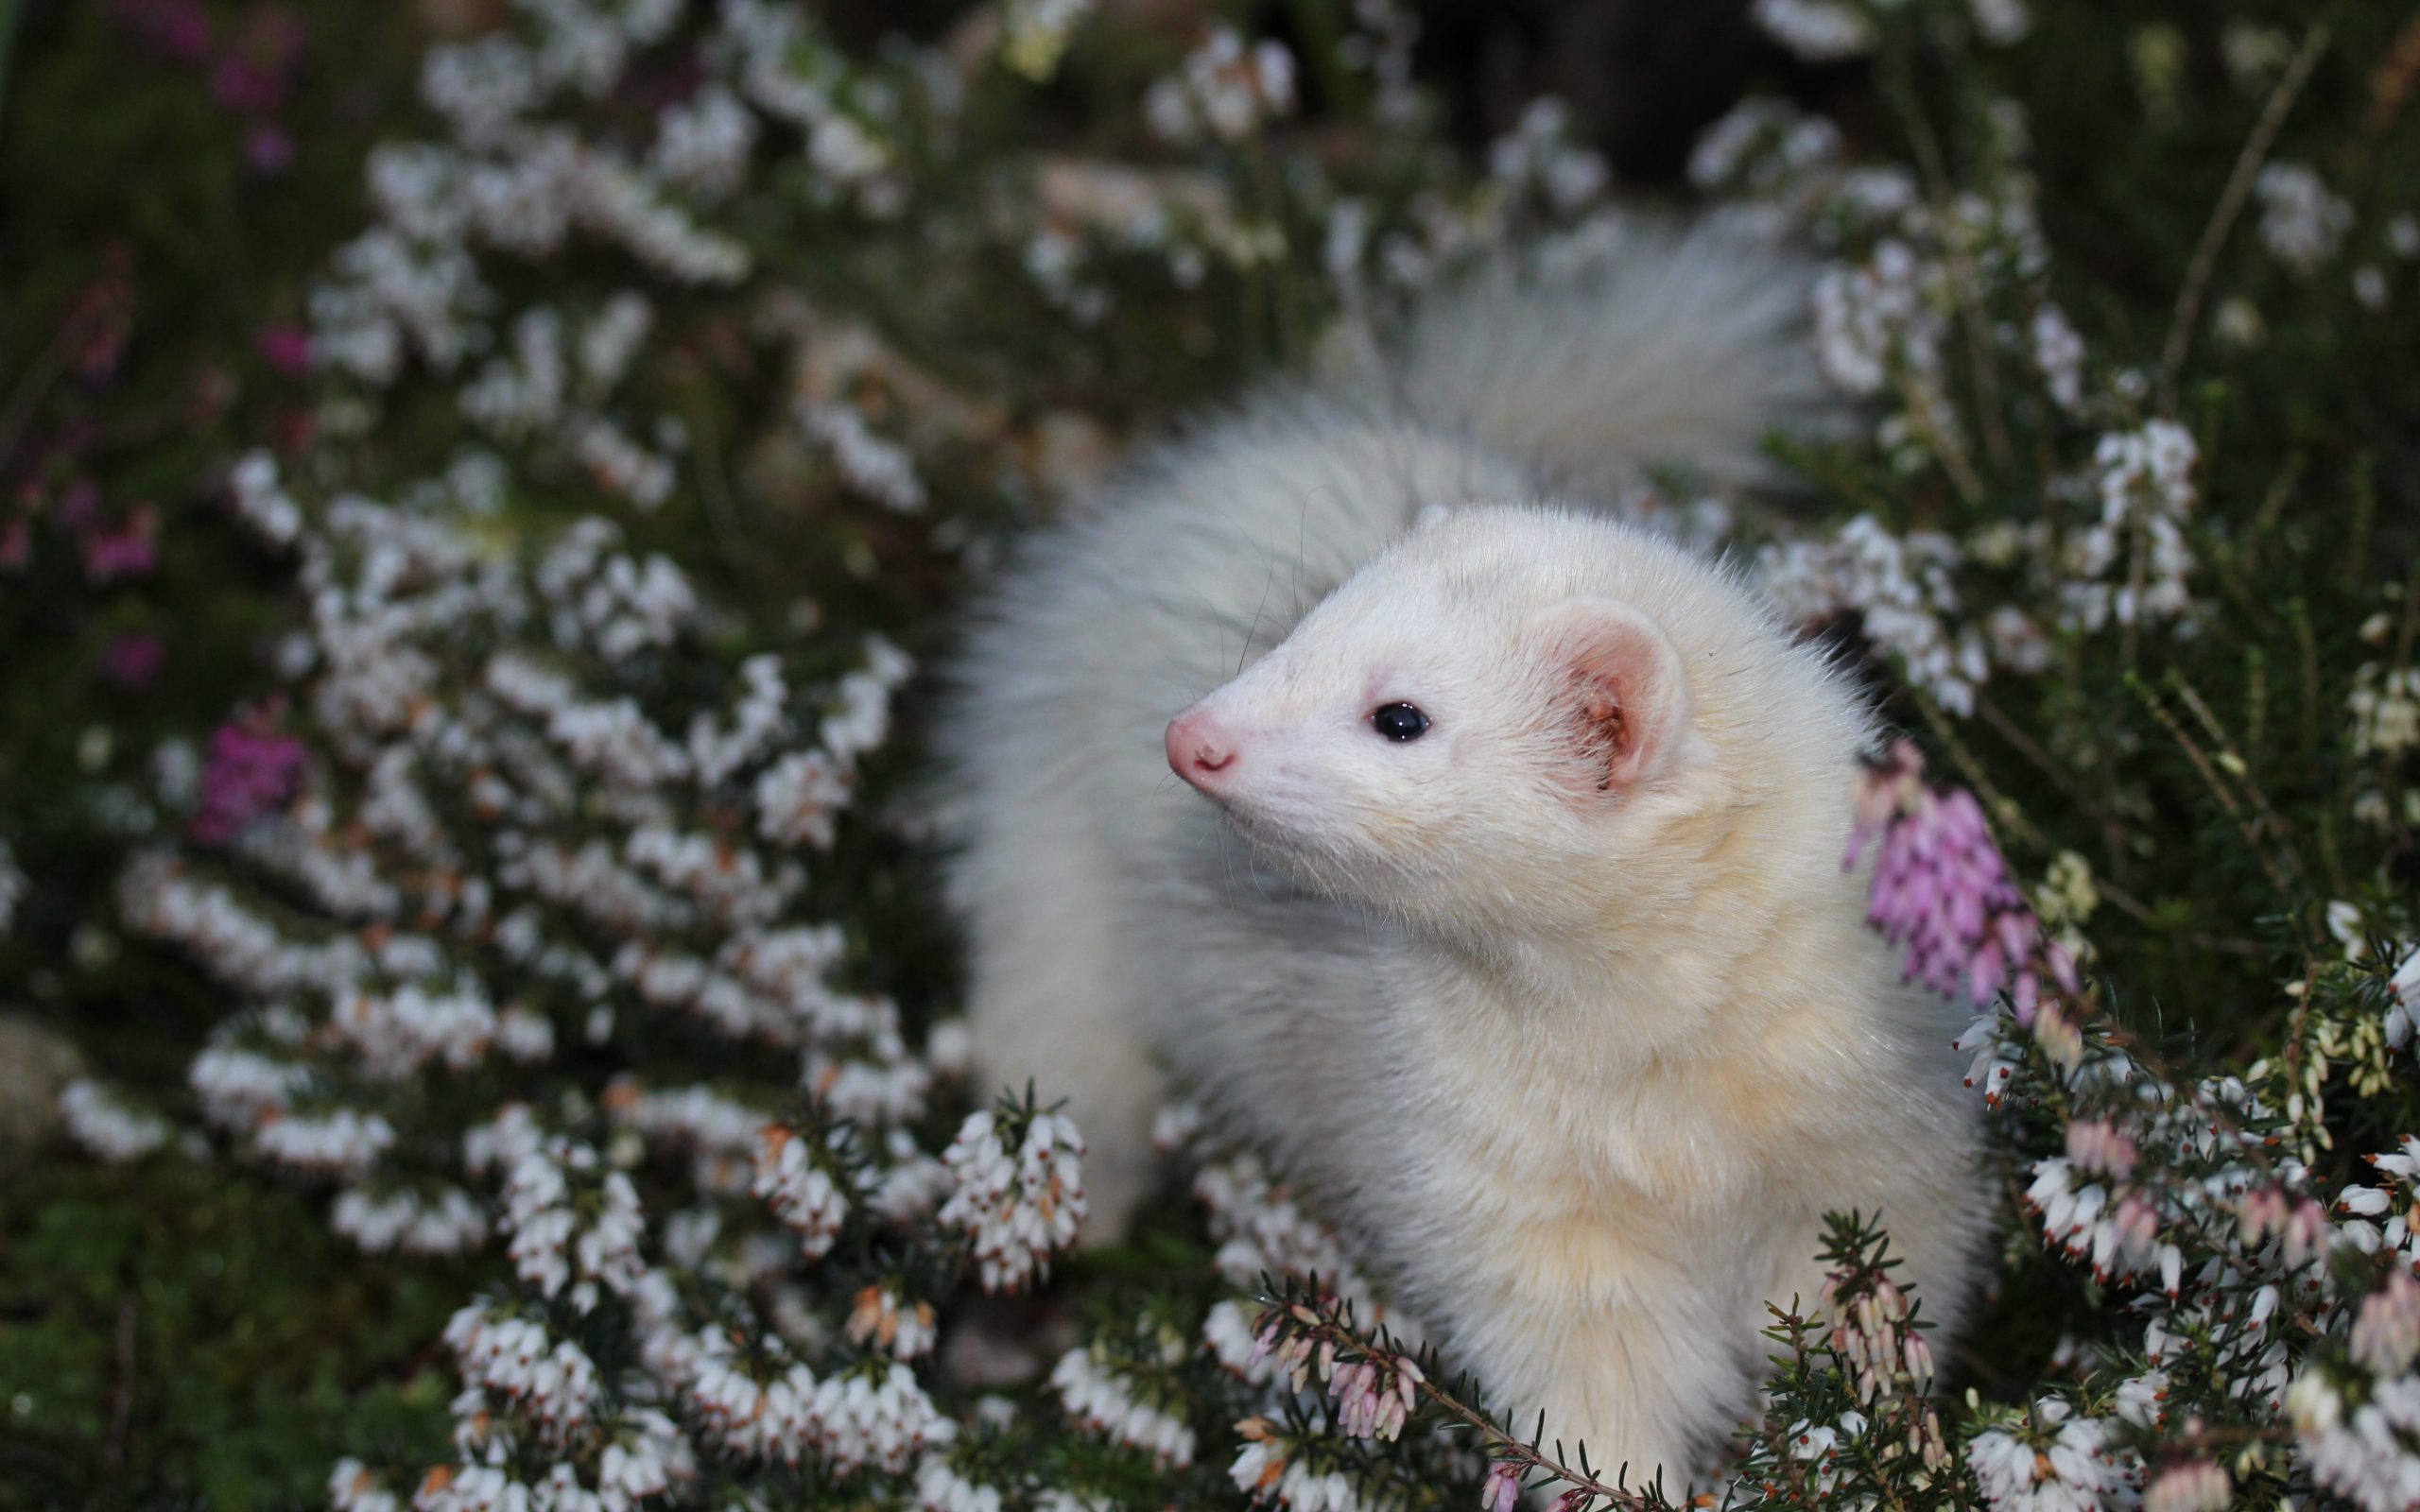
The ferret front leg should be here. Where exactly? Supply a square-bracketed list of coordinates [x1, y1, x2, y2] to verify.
[1447, 1270, 1743, 1501]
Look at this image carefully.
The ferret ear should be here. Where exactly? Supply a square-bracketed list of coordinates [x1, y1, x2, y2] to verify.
[1529, 595, 1692, 799]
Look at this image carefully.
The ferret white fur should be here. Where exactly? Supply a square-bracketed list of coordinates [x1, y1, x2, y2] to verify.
[936, 218, 1984, 1486]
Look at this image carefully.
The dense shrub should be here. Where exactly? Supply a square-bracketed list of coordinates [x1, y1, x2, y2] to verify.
[8, 1, 2420, 1509]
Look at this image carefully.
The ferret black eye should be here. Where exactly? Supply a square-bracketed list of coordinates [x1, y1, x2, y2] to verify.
[1372, 701, 1430, 742]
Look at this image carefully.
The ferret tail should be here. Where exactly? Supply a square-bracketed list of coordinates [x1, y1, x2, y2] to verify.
[1363, 213, 1839, 491]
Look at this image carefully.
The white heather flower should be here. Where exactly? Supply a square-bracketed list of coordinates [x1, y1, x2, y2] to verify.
[60, 1079, 173, 1162]
[2387, 946, 2420, 1052]
[1204, 1298, 1274, 1381]
[2221, 25, 2291, 94]
[683, 1331, 818, 1459]
[868, 1129, 951, 1222]
[939, 1106, 1087, 1293]
[1150, 1098, 1202, 1152]
[1188, 1146, 1411, 1340]
[1970, 0, 2031, 44]
[2356, 264, 2392, 312]
[1826, 164, 1920, 234]
[650, 85, 757, 200]
[443, 1301, 600, 1449]
[329, 1458, 402, 1512]
[847, 1282, 938, 1360]
[1967, 1400, 2140, 1512]
[617, 1082, 767, 1193]
[812, 1360, 956, 1476]
[229, 450, 305, 544]
[1001, 0, 1097, 80]
[465, 1102, 545, 1177]
[925, 1018, 975, 1080]
[1987, 604, 2053, 676]
[255, 1108, 397, 1179]
[579, 153, 752, 284]
[1812, 239, 1944, 397]
[1752, 0, 1875, 62]
[2254, 163, 2353, 276]
[752, 1125, 851, 1258]
[799, 401, 926, 512]
[2109, 1369, 2169, 1429]
[1759, 515, 1987, 715]
[685, 1329, 954, 1477]
[419, 1400, 694, 1512]
[2031, 302, 2085, 412]
[1230, 1421, 1368, 1511]
[331, 978, 502, 1079]
[2353, 1270, 2420, 1376]
[2350, 663, 2420, 759]
[1144, 27, 1298, 145]
[2290, 1366, 2420, 1512]
[2141, 1460, 2227, 1512]
[419, 33, 539, 146]
[915, 1454, 1007, 1512]
[2210, 295, 2266, 351]
[1687, 97, 1842, 202]
[2063, 420, 2199, 633]
[1485, 98, 1611, 213]
[574, 417, 677, 510]
[1052, 1343, 1197, 1467]
[503, 1141, 646, 1312]
[332, 1184, 491, 1257]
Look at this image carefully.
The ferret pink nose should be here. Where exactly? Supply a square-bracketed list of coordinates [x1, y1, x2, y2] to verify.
[1166, 709, 1236, 788]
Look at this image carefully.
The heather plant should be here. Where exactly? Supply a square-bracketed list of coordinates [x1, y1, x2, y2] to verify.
[10, 0, 2420, 1508]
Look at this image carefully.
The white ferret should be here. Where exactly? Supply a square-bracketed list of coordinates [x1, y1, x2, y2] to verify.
[935, 218, 1985, 1485]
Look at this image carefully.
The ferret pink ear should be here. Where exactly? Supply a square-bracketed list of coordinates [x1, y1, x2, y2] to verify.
[1529, 596, 1692, 799]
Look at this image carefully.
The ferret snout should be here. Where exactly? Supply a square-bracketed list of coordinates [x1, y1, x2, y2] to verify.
[1165, 707, 1237, 790]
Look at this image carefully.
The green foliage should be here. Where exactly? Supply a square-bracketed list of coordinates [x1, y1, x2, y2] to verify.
[0, 1158, 463, 1509]
[7, 0, 2420, 1505]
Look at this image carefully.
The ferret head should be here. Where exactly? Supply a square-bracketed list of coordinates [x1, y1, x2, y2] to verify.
[1166, 507, 1856, 948]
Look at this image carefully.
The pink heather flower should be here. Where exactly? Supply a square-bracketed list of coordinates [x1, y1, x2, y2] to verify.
[210, 8, 306, 114]
[191, 709, 309, 843]
[2066, 1119, 2137, 1178]
[1478, 1461, 1522, 1512]
[80, 507, 159, 583]
[56, 479, 100, 532]
[110, 0, 213, 63]
[103, 631, 165, 689]
[2351, 1268, 2420, 1375]
[256, 323, 311, 375]
[2143, 1459, 2229, 1512]
[1849, 740, 2074, 1021]
[244, 125, 295, 176]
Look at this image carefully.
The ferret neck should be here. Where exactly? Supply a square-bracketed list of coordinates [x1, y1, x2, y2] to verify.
[1415, 883, 1852, 1062]
[1437, 926, 1718, 1024]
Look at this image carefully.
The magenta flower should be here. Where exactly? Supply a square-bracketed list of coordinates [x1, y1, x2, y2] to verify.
[192, 710, 309, 843]
[80, 507, 159, 583]
[256, 324, 311, 376]
[110, 0, 213, 64]
[209, 7, 306, 114]
[103, 632, 165, 690]
[244, 125, 296, 176]
[1848, 741, 2078, 1022]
